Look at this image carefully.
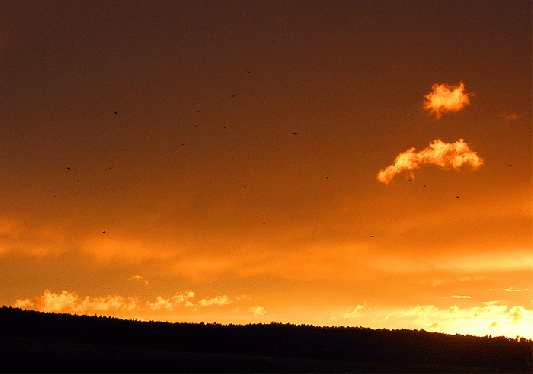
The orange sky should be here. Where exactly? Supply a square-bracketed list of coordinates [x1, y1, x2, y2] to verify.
[1, 0, 532, 339]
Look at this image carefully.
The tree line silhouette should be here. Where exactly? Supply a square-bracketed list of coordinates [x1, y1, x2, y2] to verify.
[0, 306, 531, 373]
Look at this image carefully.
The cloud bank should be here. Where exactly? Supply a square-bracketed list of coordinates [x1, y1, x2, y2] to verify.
[377, 139, 484, 184]
[13, 290, 236, 313]
[424, 82, 471, 118]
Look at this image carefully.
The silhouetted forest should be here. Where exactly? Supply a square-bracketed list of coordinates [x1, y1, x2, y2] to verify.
[0, 306, 531, 373]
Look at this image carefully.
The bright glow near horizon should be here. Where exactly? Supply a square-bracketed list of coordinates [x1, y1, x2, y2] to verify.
[1, 0, 531, 339]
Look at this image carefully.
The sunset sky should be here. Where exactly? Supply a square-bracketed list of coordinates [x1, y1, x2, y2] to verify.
[1, 0, 531, 339]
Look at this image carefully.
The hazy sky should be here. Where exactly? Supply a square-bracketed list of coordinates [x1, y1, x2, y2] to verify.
[1, 0, 531, 338]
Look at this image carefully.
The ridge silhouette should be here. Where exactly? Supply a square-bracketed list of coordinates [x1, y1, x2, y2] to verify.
[0, 306, 530, 373]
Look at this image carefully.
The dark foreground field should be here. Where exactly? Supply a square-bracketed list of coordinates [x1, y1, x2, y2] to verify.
[0, 307, 531, 373]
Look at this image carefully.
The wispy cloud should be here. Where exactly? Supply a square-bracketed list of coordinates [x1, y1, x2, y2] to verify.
[509, 306, 526, 324]
[130, 275, 149, 285]
[501, 112, 520, 121]
[483, 300, 505, 306]
[343, 304, 366, 318]
[504, 287, 520, 292]
[424, 82, 471, 118]
[451, 295, 472, 299]
[377, 139, 484, 184]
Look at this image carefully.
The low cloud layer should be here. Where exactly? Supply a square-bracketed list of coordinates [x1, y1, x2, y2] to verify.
[424, 82, 471, 118]
[13, 290, 242, 313]
[377, 139, 484, 184]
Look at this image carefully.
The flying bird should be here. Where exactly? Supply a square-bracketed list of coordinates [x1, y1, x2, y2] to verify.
[66, 167, 70, 170]
[114, 111, 117, 115]
[102, 231, 106, 234]
[292, 132, 298, 135]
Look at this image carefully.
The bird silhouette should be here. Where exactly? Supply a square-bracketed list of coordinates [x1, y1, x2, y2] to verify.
[66, 167, 70, 170]
[114, 111, 117, 115]
[102, 231, 106, 234]
[293, 132, 298, 135]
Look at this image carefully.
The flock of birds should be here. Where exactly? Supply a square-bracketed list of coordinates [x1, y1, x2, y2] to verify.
[52, 70, 515, 238]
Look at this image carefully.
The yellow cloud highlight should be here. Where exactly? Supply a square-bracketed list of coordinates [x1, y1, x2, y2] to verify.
[14, 290, 140, 313]
[198, 295, 233, 307]
[424, 82, 471, 118]
[378, 303, 533, 339]
[377, 139, 484, 184]
[14, 290, 197, 314]
[343, 305, 366, 318]
[249, 306, 266, 318]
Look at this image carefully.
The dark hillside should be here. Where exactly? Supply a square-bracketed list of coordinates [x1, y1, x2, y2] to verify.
[0, 306, 531, 373]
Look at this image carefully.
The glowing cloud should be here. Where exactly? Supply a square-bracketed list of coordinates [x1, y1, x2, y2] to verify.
[509, 306, 526, 324]
[14, 290, 195, 313]
[14, 290, 139, 313]
[130, 275, 149, 285]
[198, 295, 233, 306]
[249, 306, 266, 318]
[504, 287, 520, 292]
[424, 82, 471, 118]
[343, 305, 366, 318]
[377, 139, 484, 184]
